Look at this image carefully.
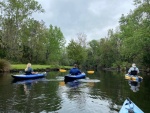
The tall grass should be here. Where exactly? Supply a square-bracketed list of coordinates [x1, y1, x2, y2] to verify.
[0, 59, 11, 72]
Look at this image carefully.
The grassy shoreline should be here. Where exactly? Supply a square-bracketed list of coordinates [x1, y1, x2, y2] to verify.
[11, 64, 71, 70]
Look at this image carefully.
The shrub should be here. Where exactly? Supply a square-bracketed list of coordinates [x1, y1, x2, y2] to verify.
[0, 59, 11, 72]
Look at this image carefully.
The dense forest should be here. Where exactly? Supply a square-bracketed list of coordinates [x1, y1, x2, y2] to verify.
[0, 0, 149, 71]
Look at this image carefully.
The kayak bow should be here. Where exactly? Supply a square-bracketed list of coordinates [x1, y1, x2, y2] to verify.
[119, 98, 144, 113]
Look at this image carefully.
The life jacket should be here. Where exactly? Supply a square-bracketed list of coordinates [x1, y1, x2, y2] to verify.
[25, 67, 33, 75]
[70, 68, 81, 75]
[130, 67, 137, 75]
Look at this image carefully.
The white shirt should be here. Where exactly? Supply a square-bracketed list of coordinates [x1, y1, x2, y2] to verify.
[128, 67, 139, 73]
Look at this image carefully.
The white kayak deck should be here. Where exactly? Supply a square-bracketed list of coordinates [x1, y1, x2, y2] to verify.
[119, 98, 144, 113]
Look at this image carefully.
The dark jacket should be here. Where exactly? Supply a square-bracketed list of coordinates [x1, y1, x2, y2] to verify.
[69, 67, 81, 75]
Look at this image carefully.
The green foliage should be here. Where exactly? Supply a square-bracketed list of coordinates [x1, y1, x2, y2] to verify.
[0, 0, 149, 69]
[0, 0, 66, 64]
[44, 25, 66, 64]
[59, 48, 70, 66]
[0, 59, 11, 72]
[87, 31, 120, 69]
[0, 0, 44, 63]
[86, 0, 150, 69]
[67, 34, 87, 65]
[67, 40, 84, 64]
[112, 61, 130, 71]
[119, 0, 150, 66]
[20, 19, 47, 63]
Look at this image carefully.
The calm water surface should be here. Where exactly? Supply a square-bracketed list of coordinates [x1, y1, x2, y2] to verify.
[0, 71, 150, 113]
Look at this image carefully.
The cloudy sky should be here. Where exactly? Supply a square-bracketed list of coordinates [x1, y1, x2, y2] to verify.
[33, 0, 135, 44]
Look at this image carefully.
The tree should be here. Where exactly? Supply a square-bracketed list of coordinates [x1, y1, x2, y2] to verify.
[67, 33, 87, 65]
[0, 0, 44, 61]
[119, 0, 150, 67]
[44, 25, 66, 64]
[21, 19, 46, 63]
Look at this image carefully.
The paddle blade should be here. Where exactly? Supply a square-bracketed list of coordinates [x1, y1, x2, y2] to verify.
[59, 69, 67, 72]
[87, 71, 94, 74]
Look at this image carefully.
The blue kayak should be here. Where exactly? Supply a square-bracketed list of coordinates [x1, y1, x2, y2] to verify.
[64, 73, 86, 82]
[119, 98, 144, 113]
[12, 72, 46, 80]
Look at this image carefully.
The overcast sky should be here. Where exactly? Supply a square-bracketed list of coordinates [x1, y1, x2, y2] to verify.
[33, 0, 135, 44]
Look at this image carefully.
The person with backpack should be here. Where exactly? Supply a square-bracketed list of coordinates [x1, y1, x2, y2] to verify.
[128, 63, 139, 76]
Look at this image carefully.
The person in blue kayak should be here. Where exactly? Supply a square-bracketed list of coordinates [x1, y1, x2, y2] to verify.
[69, 64, 81, 75]
[128, 63, 139, 76]
[25, 63, 37, 75]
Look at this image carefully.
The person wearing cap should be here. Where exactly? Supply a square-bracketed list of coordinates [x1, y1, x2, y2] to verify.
[128, 63, 139, 76]
[69, 64, 81, 75]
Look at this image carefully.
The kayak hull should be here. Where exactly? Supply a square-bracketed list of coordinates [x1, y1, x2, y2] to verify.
[12, 73, 46, 80]
[64, 73, 86, 82]
[125, 74, 143, 82]
[119, 98, 144, 113]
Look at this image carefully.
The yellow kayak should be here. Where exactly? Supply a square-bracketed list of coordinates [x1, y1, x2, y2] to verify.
[125, 74, 143, 82]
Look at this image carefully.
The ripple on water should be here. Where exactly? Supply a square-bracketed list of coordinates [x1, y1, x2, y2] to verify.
[79, 79, 100, 83]
[33, 94, 46, 100]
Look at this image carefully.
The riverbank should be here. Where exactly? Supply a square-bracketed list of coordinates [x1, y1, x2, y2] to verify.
[10, 68, 71, 73]
[1, 64, 150, 74]
[9, 64, 71, 72]
[9, 64, 71, 73]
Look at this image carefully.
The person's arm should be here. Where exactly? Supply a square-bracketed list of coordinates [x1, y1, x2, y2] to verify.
[69, 69, 72, 74]
[137, 68, 140, 73]
[25, 67, 28, 71]
[128, 68, 131, 75]
[77, 69, 81, 74]
[30, 68, 35, 74]
[79, 69, 81, 73]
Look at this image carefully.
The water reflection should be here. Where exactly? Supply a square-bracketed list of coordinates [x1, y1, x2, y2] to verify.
[65, 80, 81, 88]
[10, 76, 62, 112]
[12, 78, 48, 84]
[24, 83, 32, 95]
[57, 78, 119, 113]
[0, 71, 150, 113]
[58, 80, 92, 113]
[12, 78, 49, 95]
[128, 81, 141, 93]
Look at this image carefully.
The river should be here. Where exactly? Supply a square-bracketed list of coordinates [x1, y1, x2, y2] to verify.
[0, 71, 149, 113]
